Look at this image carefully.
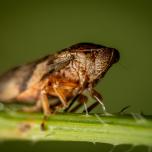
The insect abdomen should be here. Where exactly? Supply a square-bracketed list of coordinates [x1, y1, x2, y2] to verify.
[0, 55, 55, 102]
[0, 63, 37, 102]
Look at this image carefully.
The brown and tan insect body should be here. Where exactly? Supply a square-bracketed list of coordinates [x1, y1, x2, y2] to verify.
[0, 43, 120, 115]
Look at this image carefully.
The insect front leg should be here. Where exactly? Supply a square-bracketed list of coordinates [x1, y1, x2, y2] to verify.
[82, 101, 99, 113]
[88, 87, 110, 115]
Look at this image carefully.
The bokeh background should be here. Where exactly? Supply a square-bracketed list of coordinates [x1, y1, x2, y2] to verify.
[0, 0, 151, 152]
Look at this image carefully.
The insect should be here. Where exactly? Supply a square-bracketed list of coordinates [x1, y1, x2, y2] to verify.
[0, 43, 120, 116]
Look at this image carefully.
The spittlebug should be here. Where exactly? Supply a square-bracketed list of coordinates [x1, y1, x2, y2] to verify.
[0, 43, 120, 116]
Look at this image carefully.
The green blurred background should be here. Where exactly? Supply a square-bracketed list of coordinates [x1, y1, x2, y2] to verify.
[0, 0, 151, 151]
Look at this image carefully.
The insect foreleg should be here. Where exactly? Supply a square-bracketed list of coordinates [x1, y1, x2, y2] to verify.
[83, 101, 99, 113]
[88, 88, 108, 115]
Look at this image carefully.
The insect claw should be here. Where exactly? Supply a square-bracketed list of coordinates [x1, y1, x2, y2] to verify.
[40, 115, 48, 131]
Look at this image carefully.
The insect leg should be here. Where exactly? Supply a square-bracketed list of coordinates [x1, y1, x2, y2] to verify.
[39, 91, 55, 131]
[69, 94, 88, 113]
[83, 101, 99, 113]
[53, 86, 67, 108]
[83, 101, 89, 116]
[21, 99, 42, 113]
[40, 91, 52, 116]
[64, 95, 79, 112]
[88, 88, 109, 115]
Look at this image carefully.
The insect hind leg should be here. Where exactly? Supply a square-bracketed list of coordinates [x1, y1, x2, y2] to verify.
[64, 95, 79, 112]
[69, 94, 88, 115]
[40, 91, 52, 116]
[21, 99, 42, 113]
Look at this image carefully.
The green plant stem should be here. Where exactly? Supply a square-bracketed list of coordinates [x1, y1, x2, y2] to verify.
[0, 111, 152, 146]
